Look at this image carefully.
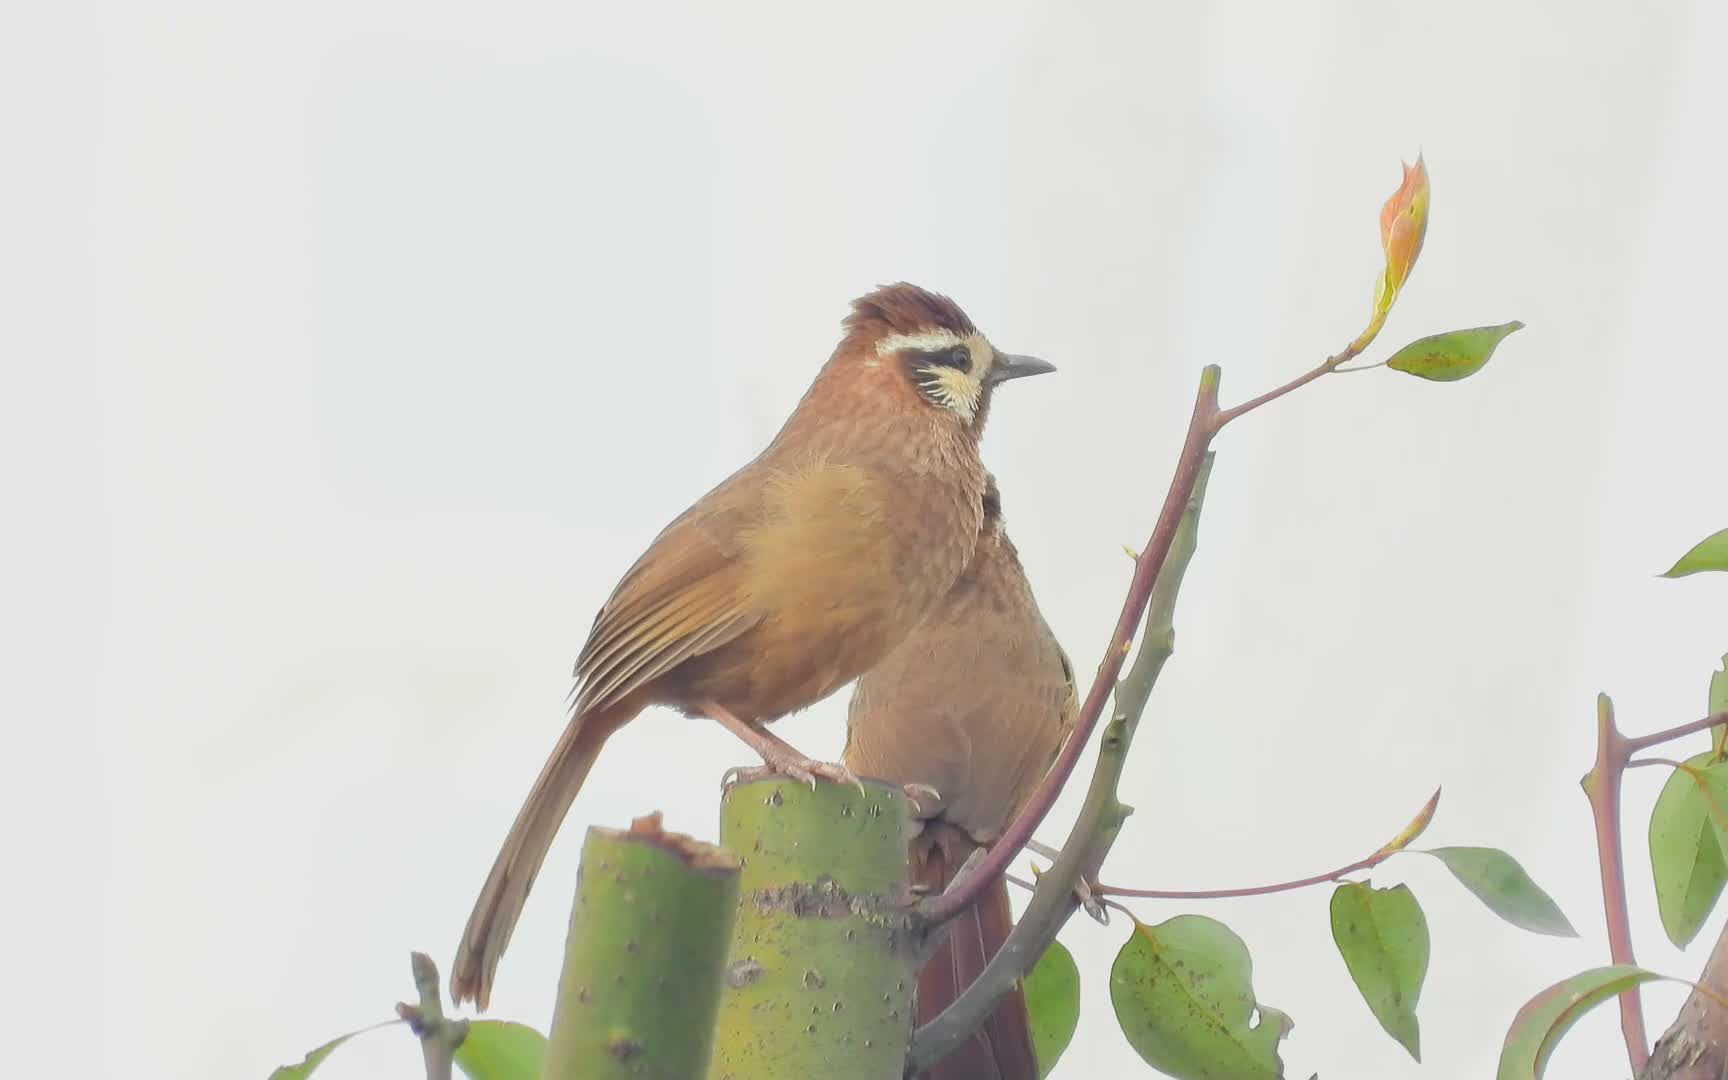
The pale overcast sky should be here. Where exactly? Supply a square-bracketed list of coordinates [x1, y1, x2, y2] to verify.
[4, 2, 1726, 1077]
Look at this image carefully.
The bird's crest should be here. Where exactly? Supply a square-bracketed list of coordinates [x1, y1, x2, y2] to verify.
[842, 282, 977, 345]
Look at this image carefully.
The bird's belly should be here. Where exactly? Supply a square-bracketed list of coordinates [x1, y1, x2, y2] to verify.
[672, 602, 901, 722]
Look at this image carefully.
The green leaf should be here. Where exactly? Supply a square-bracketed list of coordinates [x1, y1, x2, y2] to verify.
[1662, 528, 1728, 578]
[268, 1022, 399, 1080]
[1109, 914, 1290, 1079]
[1423, 847, 1576, 937]
[1024, 939, 1081, 1077]
[1329, 882, 1429, 1060]
[1648, 752, 1728, 946]
[454, 1020, 546, 1080]
[1710, 655, 1728, 757]
[1385, 321, 1524, 382]
[1497, 965, 1665, 1079]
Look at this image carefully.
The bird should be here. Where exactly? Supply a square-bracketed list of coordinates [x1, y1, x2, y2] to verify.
[843, 474, 1077, 1080]
[450, 282, 1055, 1010]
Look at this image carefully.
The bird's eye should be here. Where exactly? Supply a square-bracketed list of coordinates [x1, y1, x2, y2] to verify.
[943, 346, 971, 370]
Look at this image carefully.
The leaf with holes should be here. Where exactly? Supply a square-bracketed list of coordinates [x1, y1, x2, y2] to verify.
[454, 1020, 545, 1080]
[1024, 939, 1081, 1077]
[1497, 965, 1665, 1079]
[1662, 528, 1728, 578]
[1330, 882, 1429, 1060]
[1649, 753, 1728, 946]
[269, 1022, 399, 1080]
[1385, 322, 1524, 382]
[1110, 914, 1290, 1079]
[1423, 847, 1575, 936]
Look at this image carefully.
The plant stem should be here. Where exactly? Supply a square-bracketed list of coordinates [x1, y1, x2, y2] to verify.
[909, 452, 1215, 1069]
[1583, 693, 1649, 1074]
[1579, 705, 1728, 1077]
[1095, 789, 1438, 901]
[1626, 712, 1728, 753]
[1211, 331, 1370, 430]
[1627, 758, 1688, 771]
[707, 778, 918, 1080]
[1099, 848, 1392, 901]
[920, 340, 1367, 930]
[542, 813, 741, 1080]
[912, 348, 1359, 1066]
[396, 952, 467, 1080]
[1213, 358, 1333, 429]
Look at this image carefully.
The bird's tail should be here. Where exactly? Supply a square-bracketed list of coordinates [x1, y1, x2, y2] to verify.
[912, 823, 1040, 1080]
[450, 699, 634, 1011]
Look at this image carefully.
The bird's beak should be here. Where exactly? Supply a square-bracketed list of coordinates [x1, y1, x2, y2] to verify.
[986, 352, 1057, 386]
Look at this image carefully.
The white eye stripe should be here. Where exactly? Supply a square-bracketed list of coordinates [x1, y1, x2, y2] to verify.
[875, 329, 964, 356]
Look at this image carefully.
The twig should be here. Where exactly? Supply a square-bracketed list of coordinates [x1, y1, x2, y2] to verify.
[1090, 787, 1438, 901]
[1583, 695, 1649, 1073]
[921, 329, 1373, 929]
[908, 449, 1215, 1068]
[912, 326, 1383, 1066]
[912, 339, 1367, 1067]
[396, 952, 468, 1080]
[1211, 330, 1376, 430]
[1582, 706, 1728, 1076]
[1626, 712, 1728, 753]
[1098, 847, 1396, 901]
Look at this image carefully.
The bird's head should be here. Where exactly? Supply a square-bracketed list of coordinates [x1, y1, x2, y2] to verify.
[840, 283, 1054, 431]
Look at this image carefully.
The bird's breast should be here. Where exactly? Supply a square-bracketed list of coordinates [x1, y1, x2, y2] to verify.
[689, 449, 982, 720]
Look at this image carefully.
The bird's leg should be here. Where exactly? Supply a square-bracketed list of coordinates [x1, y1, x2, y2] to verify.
[699, 699, 862, 792]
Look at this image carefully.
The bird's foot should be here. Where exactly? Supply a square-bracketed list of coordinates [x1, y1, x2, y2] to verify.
[901, 782, 943, 818]
[702, 698, 864, 794]
[721, 755, 863, 794]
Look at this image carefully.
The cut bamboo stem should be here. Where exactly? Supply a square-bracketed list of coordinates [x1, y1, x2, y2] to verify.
[707, 777, 918, 1080]
[542, 812, 741, 1080]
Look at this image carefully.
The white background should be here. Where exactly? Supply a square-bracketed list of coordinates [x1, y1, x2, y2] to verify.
[4, 2, 1726, 1077]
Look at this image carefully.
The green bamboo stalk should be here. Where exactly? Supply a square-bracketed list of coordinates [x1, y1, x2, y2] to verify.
[707, 777, 918, 1080]
[542, 812, 741, 1080]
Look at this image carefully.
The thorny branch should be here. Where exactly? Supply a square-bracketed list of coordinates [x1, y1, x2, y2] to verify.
[918, 346, 1363, 928]
[911, 336, 1421, 1067]
[1584, 702, 1728, 1075]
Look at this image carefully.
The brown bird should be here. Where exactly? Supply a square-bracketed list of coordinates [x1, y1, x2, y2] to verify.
[843, 475, 1077, 1080]
[451, 283, 1055, 1009]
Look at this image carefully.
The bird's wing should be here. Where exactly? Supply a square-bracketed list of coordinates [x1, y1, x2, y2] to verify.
[571, 502, 760, 716]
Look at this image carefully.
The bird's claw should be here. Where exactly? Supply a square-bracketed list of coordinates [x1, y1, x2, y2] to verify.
[719, 763, 772, 791]
[901, 782, 943, 818]
[720, 757, 864, 795]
